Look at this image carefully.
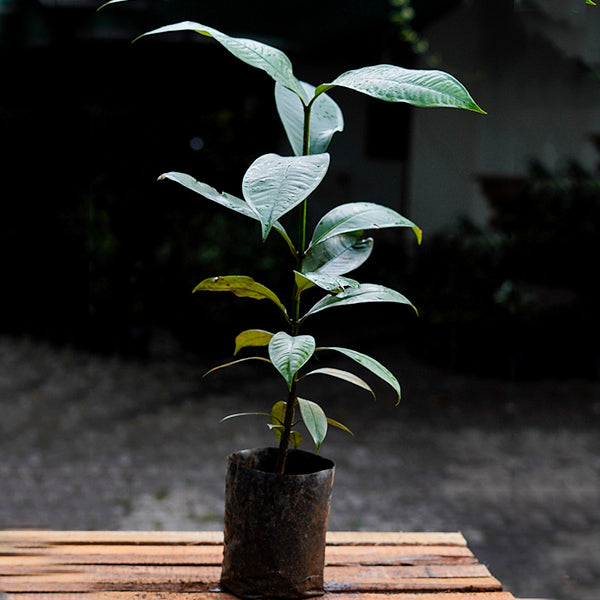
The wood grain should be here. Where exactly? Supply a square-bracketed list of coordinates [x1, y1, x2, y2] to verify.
[0, 530, 515, 599]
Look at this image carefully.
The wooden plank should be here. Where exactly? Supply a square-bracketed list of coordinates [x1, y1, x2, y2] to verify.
[0, 564, 501, 593]
[0, 530, 466, 547]
[0, 594, 517, 600]
[0, 530, 514, 599]
[326, 531, 467, 546]
[0, 543, 476, 568]
[0, 530, 224, 546]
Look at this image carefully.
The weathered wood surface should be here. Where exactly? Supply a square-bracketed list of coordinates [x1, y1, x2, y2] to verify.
[0, 530, 516, 599]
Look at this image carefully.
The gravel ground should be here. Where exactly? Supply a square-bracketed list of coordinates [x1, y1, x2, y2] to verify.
[1, 333, 599, 600]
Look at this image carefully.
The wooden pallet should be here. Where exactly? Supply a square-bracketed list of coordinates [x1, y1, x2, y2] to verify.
[0, 530, 516, 599]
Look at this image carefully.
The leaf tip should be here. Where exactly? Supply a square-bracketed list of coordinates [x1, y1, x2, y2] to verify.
[413, 226, 423, 245]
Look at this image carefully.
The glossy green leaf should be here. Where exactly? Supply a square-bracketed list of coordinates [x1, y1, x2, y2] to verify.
[318, 346, 401, 403]
[136, 22, 306, 100]
[303, 233, 374, 276]
[160, 172, 258, 218]
[193, 276, 288, 319]
[309, 202, 422, 249]
[204, 356, 272, 378]
[327, 417, 354, 436]
[302, 367, 375, 398]
[234, 329, 274, 355]
[294, 270, 359, 294]
[315, 65, 485, 114]
[268, 332, 316, 390]
[275, 81, 344, 156]
[297, 397, 328, 452]
[159, 172, 295, 254]
[303, 283, 416, 320]
[242, 153, 330, 240]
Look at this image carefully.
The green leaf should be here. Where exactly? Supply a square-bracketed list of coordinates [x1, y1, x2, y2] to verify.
[220, 412, 270, 422]
[315, 65, 485, 114]
[309, 202, 422, 249]
[136, 22, 306, 100]
[275, 81, 344, 156]
[270, 400, 289, 426]
[268, 331, 316, 390]
[294, 270, 359, 294]
[297, 398, 328, 452]
[587, 1, 596, 6]
[303, 283, 416, 320]
[242, 153, 330, 240]
[289, 431, 303, 449]
[303, 233, 374, 276]
[159, 172, 295, 254]
[160, 172, 258, 218]
[97, 0, 130, 10]
[317, 346, 401, 403]
[302, 367, 375, 399]
[327, 417, 354, 437]
[269, 401, 302, 448]
[234, 329, 274, 355]
[204, 356, 272, 378]
[193, 276, 288, 319]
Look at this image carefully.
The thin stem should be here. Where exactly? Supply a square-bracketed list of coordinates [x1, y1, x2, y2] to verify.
[275, 101, 314, 475]
[298, 104, 312, 254]
[274, 384, 297, 475]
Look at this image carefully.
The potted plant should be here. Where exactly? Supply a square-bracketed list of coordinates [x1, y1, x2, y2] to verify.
[101, 7, 484, 598]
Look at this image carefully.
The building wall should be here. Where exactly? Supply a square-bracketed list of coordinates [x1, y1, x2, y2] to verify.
[409, 1, 600, 233]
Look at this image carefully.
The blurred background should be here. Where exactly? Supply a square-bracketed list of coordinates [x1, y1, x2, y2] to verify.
[1, 0, 599, 377]
[1, 1, 599, 599]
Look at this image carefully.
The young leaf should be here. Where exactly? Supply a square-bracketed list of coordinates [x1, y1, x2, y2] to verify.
[204, 356, 272, 378]
[317, 346, 401, 403]
[97, 0, 130, 9]
[193, 276, 289, 319]
[301, 367, 375, 399]
[159, 172, 295, 254]
[269, 401, 302, 447]
[294, 270, 359, 294]
[242, 153, 330, 240]
[297, 398, 328, 453]
[136, 22, 306, 100]
[309, 202, 422, 249]
[221, 412, 271, 422]
[315, 65, 486, 114]
[289, 431, 303, 449]
[275, 81, 344, 156]
[327, 417, 354, 436]
[234, 329, 274, 355]
[303, 283, 416, 320]
[268, 332, 316, 390]
[302, 233, 374, 276]
[270, 400, 289, 427]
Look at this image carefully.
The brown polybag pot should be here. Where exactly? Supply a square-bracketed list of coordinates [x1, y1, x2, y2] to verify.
[220, 447, 335, 599]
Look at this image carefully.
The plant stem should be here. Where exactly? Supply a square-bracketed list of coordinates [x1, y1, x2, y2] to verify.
[274, 383, 297, 474]
[298, 104, 312, 253]
[274, 102, 313, 475]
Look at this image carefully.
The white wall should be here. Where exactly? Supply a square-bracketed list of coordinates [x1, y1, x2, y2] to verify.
[409, 2, 600, 234]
